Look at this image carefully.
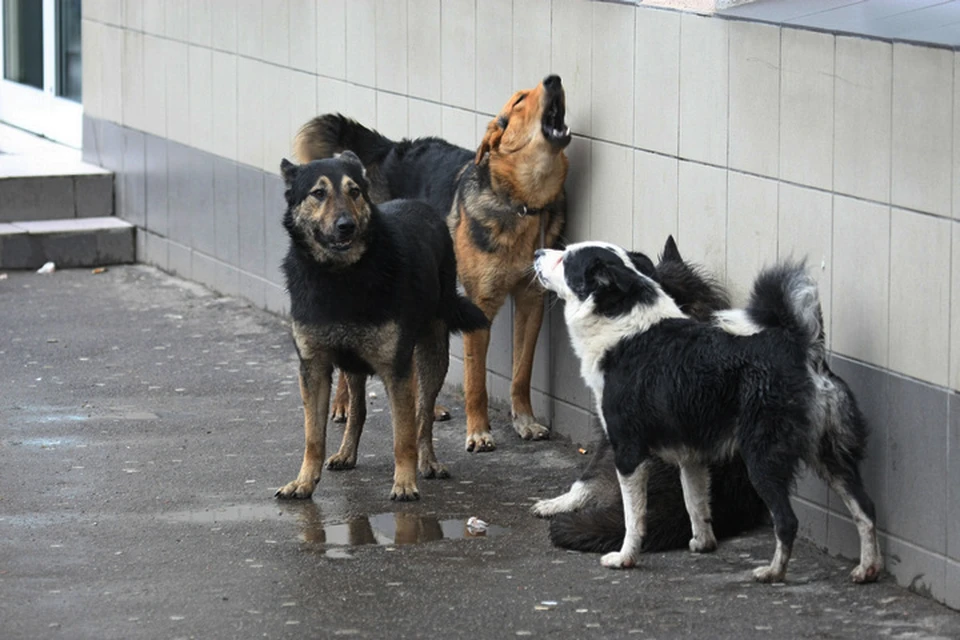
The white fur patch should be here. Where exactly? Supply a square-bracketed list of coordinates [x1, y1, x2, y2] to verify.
[712, 309, 762, 336]
[531, 480, 591, 517]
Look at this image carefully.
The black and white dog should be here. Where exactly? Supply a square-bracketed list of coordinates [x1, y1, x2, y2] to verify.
[534, 241, 882, 583]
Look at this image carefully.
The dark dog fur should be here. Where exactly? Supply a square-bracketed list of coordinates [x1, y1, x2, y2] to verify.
[274, 152, 486, 502]
[294, 75, 571, 452]
[532, 237, 768, 553]
[534, 240, 882, 583]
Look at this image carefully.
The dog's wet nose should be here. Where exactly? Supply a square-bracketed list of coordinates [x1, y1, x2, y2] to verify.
[336, 216, 356, 237]
[534, 249, 546, 260]
[543, 75, 561, 90]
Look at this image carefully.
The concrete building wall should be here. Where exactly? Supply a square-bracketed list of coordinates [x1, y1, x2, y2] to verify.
[79, 0, 960, 608]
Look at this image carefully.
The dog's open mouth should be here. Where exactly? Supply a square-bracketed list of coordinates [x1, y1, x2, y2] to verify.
[542, 97, 571, 147]
[329, 239, 353, 252]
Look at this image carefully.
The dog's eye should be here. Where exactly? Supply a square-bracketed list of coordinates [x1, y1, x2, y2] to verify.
[513, 94, 526, 108]
[310, 187, 327, 200]
[348, 186, 361, 199]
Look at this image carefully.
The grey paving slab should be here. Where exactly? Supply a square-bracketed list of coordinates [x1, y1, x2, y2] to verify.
[0, 219, 134, 269]
[4, 265, 959, 638]
[12, 217, 133, 233]
[0, 154, 110, 178]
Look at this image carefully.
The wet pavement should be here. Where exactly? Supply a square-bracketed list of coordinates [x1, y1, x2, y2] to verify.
[2, 265, 959, 639]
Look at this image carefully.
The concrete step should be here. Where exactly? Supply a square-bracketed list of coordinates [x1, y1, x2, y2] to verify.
[0, 154, 114, 222]
[0, 217, 135, 269]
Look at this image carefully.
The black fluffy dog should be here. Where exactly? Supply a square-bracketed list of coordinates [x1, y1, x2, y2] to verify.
[535, 240, 882, 583]
[274, 152, 486, 502]
[532, 237, 768, 553]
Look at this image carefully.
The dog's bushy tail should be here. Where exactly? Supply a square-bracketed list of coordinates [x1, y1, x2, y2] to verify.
[294, 113, 395, 164]
[447, 296, 488, 334]
[747, 261, 822, 353]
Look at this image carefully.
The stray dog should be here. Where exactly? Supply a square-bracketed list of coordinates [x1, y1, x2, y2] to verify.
[532, 237, 768, 554]
[274, 152, 486, 501]
[294, 75, 570, 452]
[534, 241, 882, 583]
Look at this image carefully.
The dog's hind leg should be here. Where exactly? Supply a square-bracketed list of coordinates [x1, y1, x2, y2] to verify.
[276, 352, 333, 499]
[742, 465, 798, 582]
[327, 373, 367, 470]
[415, 322, 451, 479]
[330, 372, 350, 423]
[510, 282, 549, 441]
[827, 471, 882, 583]
[601, 461, 651, 569]
[679, 460, 717, 553]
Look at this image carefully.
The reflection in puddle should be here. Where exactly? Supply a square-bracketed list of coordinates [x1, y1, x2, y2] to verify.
[159, 503, 507, 547]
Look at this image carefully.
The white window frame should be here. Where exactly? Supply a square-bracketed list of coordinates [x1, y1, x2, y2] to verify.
[0, 0, 83, 148]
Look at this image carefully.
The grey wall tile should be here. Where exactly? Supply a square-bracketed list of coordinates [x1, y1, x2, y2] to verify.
[214, 158, 239, 266]
[549, 305, 592, 411]
[830, 356, 889, 529]
[487, 299, 513, 379]
[144, 134, 169, 237]
[99, 120, 125, 175]
[551, 399, 596, 449]
[215, 261, 241, 298]
[265, 282, 290, 317]
[166, 141, 193, 245]
[949, 393, 960, 561]
[946, 559, 960, 610]
[263, 174, 287, 287]
[119, 128, 145, 226]
[884, 373, 948, 554]
[187, 149, 216, 257]
[190, 250, 219, 290]
[167, 240, 192, 279]
[791, 498, 828, 549]
[141, 231, 169, 271]
[239, 271, 267, 309]
[237, 164, 266, 277]
[82, 115, 102, 166]
[885, 535, 946, 605]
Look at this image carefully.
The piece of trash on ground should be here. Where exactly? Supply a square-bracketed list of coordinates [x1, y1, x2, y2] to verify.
[466, 516, 488, 535]
[368, 391, 377, 398]
[0, 273, 7, 280]
[91, 267, 108, 274]
[37, 262, 56, 274]
[578, 447, 588, 455]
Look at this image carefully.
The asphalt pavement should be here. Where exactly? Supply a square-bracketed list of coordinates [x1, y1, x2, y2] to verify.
[2, 265, 959, 639]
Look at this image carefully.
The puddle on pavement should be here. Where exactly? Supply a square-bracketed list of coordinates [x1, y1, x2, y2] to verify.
[159, 504, 507, 547]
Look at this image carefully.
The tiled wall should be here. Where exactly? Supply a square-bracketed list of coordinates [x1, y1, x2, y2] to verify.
[79, 0, 958, 608]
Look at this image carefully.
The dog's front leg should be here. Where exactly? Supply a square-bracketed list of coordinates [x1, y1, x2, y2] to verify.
[276, 354, 333, 499]
[385, 372, 420, 501]
[463, 324, 495, 452]
[601, 461, 651, 569]
[510, 281, 549, 441]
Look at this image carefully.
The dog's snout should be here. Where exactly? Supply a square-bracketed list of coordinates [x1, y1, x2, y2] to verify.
[543, 75, 561, 90]
[335, 215, 356, 236]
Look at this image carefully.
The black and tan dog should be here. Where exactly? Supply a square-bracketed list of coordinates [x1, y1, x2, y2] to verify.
[294, 75, 570, 452]
[274, 152, 486, 501]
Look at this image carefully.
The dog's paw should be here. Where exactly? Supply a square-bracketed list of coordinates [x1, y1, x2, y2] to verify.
[274, 478, 317, 500]
[689, 534, 718, 553]
[850, 562, 882, 584]
[752, 565, 786, 583]
[419, 459, 450, 480]
[512, 414, 550, 441]
[531, 496, 570, 518]
[465, 431, 496, 453]
[434, 405, 451, 422]
[389, 480, 421, 502]
[600, 551, 635, 569]
[326, 451, 357, 471]
[330, 404, 348, 424]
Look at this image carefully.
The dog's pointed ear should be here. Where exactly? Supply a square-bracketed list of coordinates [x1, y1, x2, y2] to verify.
[591, 261, 633, 292]
[280, 158, 299, 186]
[661, 235, 682, 263]
[476, 116, 506, 165]
[627, 251, 656, 279]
